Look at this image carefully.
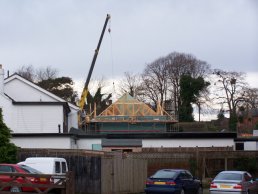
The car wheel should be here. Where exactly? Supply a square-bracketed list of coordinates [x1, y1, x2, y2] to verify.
[180, 189, 185, 194]
[10, 186, 21, 192]
[197, 187, 203, 194]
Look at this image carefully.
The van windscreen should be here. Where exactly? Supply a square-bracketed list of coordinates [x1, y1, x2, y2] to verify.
[62, 162, 67, 173]
[55, 162, 61, 173]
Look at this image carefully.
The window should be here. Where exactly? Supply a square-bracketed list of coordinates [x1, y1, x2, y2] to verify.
[244, 173, 252, 181]
[61, 162, 67, 173]
[19, 165, 42, 174]
[179, 173, 186, 179]
[185, 171, 193, 179]
[152, 170, 178, 179]
[235, 142, 244, 150]
[0, 165, 14, 172]
[215, 173, 242, 181]
[55, 162, 61, 173]
[179, 171, 193, 179]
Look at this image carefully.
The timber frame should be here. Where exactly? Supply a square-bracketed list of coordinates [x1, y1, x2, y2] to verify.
[94, 93, 177, 123]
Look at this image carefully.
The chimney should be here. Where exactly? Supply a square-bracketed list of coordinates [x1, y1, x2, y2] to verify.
[0, 64, 4, 94]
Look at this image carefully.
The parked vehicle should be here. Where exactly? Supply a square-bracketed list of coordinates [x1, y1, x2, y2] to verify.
[0, 163, 52, 192]
[144, 169, 202, 194]
[18, 157, 68, 175]
[210, 171, 258, 194]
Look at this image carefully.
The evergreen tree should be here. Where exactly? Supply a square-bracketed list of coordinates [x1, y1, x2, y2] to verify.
[179, 75, 210, 122]
[85, 87, 112, 115]
[37, 77, 78, 104]
[0, 108, 18, 163]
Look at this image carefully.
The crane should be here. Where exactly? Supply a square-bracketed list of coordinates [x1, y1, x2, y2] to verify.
[78, 14, 111, 127]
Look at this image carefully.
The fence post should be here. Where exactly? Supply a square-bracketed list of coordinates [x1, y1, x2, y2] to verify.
[65, 171, 75, 194]
[225, 157, 228, 171]
[202, 157, 206, 180]
[196, 148, 199, 177]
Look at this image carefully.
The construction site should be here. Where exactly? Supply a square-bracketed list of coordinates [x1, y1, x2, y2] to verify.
[83, 93, 178, 134]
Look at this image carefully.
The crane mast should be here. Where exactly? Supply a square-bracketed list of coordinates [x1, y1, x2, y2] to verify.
[78, 14, 111, 127]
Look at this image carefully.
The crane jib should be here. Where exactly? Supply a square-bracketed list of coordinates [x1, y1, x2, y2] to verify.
[83, 14, 111, 90]
[79, 14, 111, 113]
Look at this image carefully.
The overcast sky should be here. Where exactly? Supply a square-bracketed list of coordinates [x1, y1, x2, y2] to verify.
[0, 0, 257, 91]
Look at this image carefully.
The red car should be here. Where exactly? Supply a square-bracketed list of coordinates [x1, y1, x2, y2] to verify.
[0, 163, 52, 192]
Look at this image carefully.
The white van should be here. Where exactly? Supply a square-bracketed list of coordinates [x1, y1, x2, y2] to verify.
[18, 157, 68, 175]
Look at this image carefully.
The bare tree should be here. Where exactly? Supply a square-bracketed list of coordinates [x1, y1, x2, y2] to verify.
[140, 57, 169, 109]
[138, 52, 210, 114]
[16, 65, 35, 82]
[243, 87, 258, 109]
[16, 65, 58, 83]
[36, 66, 58, 82]
[117, 72, 142, 98]
[195, 85, 212, 122]
[213, 69, 248, 131]
[236, 87, 258, 125]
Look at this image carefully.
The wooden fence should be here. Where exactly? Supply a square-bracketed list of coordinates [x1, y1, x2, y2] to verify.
[17, 148, 258, 194]
[128, 149, 258, 179]
[17, 149, 147, 194]
[101, 158, 147, 194]
[0, 171, 74, 194]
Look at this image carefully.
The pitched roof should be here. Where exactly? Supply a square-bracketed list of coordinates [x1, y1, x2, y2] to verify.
[4, 73, 79, 110]
[99, 93, 158, 116]
[94, 93, 177, 123]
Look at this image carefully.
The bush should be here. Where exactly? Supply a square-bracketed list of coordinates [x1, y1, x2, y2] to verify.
[0, 108, 18, 163]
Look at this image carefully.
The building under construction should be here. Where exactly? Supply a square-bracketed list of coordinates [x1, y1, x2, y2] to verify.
[85, 93, 178, 134]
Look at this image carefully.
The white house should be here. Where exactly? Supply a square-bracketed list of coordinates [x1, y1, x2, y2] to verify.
[0, 65, 79, 134]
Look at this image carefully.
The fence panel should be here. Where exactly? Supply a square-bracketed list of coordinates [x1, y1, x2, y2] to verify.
[101, 158, 147, 194]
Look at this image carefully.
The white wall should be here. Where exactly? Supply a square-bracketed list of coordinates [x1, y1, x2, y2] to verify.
[253, 130, 258, 136]
[0, 65, 4, 94]
[11, 137, 72, 149]
[10, 136, 236, 150]
[77, 139, 102, 150]
[5, 78, 57, 102]
[142, 138, 234, 148]
[77, 138, 234, 149]
[4, 105, 63, 133]
[68, 109, 79, 129]
[244, 142, 257, 150]
[0, 94, 14, 130]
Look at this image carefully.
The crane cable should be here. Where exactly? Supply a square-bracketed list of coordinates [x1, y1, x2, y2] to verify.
[108, 19, 116, 101]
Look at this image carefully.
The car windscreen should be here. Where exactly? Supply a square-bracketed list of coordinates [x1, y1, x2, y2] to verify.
[215, 173, 242, 181]
[19, 165, 42, 174]
[152, 170, 178, 179]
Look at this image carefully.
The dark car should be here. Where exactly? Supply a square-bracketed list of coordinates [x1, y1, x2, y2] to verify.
[145, 169, 202, 194]
[0, 163, 52, 192]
